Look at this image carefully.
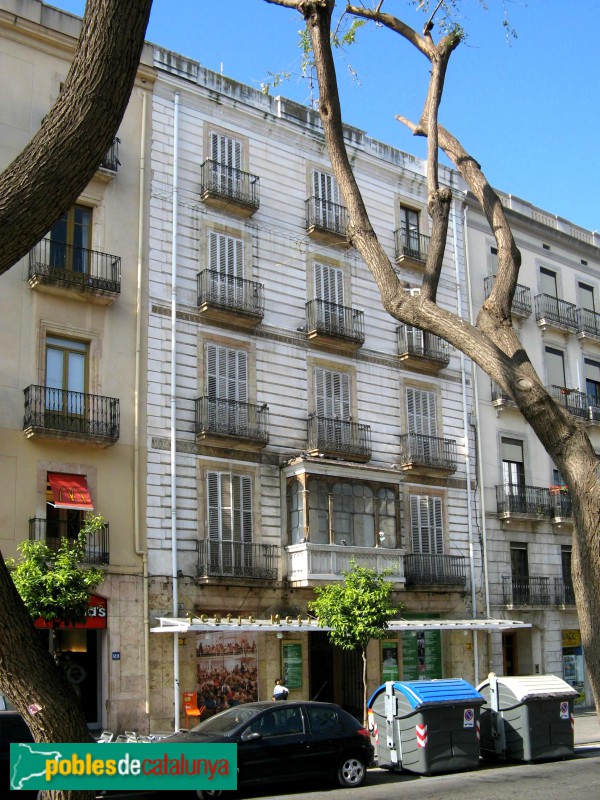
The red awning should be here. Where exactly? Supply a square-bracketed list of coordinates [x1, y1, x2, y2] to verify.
[48, 472, 93, 511]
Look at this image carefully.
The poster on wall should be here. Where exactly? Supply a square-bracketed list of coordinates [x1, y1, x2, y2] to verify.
[402, 630, 442, 680]
[381, 640, 399, 682]
[195, 631, 258, 715]
[282, 641, 302, 689]
[562, 629, 585, 706]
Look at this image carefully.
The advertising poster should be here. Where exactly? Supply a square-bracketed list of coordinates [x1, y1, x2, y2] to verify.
[195, 631, 258, 714]
[562, 628, 585, 706]
[402, 630, 442, 680]
[381, 640, 399, 682]
[282, 641, 303, 689]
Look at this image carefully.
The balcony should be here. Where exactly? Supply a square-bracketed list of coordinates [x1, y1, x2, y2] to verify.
[305, 197, 349, 245]
[576, 307, 600, 344]
[397, 433, 457, 478]
[286, 541, 405, 587]
[197, 539, 278, 581]
[29, 517, 109, 566]
[495, 484, 550, 521]
[483, 276, 532, 319]
[195, 397, 269, 452]
[199, 159, 260, 217]
[28, 239, 121, 304]
[23, 385, 120, 447]
[502, 575, 551, 606]
[554, 577, 576, 606]
[397, 325, 449, 374]
[196, 269, 264, 329]
[550, 487, 572, 525]
[307, 415, 371, 463]
[490, 381, 518, 411]
[534, 294, 577, 333]
[546, 385, 588, 419]
[97, 137, 120, 177]
[394, 229, 430, 271]
[305, 299, 364, 353]
[404, 554, 467, 587]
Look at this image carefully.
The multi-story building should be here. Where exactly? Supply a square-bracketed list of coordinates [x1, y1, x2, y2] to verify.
[0, 0, 155, 732]
[466, 191, 599, 707]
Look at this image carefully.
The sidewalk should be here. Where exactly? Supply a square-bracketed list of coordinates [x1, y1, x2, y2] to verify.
[574, 709, 600, 746]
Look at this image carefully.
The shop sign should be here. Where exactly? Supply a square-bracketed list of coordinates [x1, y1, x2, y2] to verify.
[34, 594, 107, 629]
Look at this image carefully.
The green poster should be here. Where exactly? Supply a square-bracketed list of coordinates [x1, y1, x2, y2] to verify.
[402, 629, 442, 680]
[282, 641, 302, 689]
[381, 640, 399, 682]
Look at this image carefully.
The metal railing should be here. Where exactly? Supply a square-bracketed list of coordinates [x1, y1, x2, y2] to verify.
[305, 299, 365, 343]
[305, 196, 349, 236]
[534, 293, 577, 331]
[397, 324, 449, 364]
[23, 385, 120, 441]
[547, 384, 588, 418]
[195, 397, 269, 443]
[502, 575, 551, 606]
[490, 381, 515, 405]
[398, 433, 457, 470]
[495, 484, 550, 517]
[550, 489, 572, 519]
[197, 539, 278, 580]
[29, 239, 121, 294]
[404, 554, 467, 586]
[484, 275, 532, 317]
[29, 517, 109, 565]
[554, 577, 576, 606]
[99, 137, 120, 172]
[196, 269, 264, 318]
[307, 415, 372, 460]
[576, 307, 600, 339]
[394, 229, 430, 263]
[200, 159, 260, 208]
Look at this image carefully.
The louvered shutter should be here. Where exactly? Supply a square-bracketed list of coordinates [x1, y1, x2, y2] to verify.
[314, 368, 350, 419]
[207, 472, 221, 540]
[313, 170, 339, 204]
[410, 495, 443, 555]
[406, 388, 436, 436]
[432, 496, 443, 553]
[406, 325, 424, 354]
[211, 132, 242, 169]
[206, 344, 247, 402]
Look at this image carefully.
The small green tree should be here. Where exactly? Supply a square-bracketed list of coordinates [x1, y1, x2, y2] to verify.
[7, 514, 105, 629]
[308, 560, 399, 725]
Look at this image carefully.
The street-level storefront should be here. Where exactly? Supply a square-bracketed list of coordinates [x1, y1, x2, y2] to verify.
[150, 615, 531, 729]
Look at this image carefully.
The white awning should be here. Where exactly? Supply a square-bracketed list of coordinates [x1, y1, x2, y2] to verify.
[150, 616, 531, 635]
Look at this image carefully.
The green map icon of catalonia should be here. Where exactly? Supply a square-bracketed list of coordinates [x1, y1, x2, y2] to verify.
[11, 743, 63, 790]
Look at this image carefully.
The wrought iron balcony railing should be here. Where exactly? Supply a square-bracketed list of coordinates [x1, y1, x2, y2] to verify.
[197, 269, 264, 319]
[200, 159, 260, 211]
[29, 239, 121, 294]
[550, 488, 572, 519]
[554, 577, 576, 606]
[490, 381, 517, 408]
[99, 137, 120, 172]
[307, 415, 372, 462]
[547, 384, 588, 418]
[29, 517, 109, 565]
[534, 293, 577, 331]
[397, 324, 449, 364]
[195, 397, 269, 444]
[495, 484, 550, 517]
[305, 196, 349, 237]
[576, 307, 600, 340]
[394, 229, 430, 264]
[305, 299, 364, 344]
[502, 575, 551, 606]
[404, 553, 467, 586]
[398, 433, 457, 471]
[23, 385, 120, 443]
[483, 275, 532, 317]
[197, 539, 278, 580]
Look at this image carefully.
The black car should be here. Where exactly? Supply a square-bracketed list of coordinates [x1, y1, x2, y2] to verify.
[165, 700, 375, 799]
[0, 703, 38, 800]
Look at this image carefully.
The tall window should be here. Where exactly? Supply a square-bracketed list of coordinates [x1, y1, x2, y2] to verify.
[584, 358, 600, 406]
[488, 245, 498, 275]
[312, 169, 341, 229]
[501, 437, 525, 488]
[314, 367, 350, 420]
[49, 204, 92, 273]
[210, 132, 242, 195]
[400, 206, 420, 258]
[409, 495, 443, 554]
[207, 471, 253, 569]
[314, 262, 345, 329]
[510, 541, 529, 604]
[561, 545, 574, 603]
[207, 231, 244, 305]
[406, 387, 437, 436]
[578, 281, 596, 313]
[540, 266, 558, 298]
[45, 336, 88, 414]
[206, 343, 248, 431]
[545, 346, 566, 389]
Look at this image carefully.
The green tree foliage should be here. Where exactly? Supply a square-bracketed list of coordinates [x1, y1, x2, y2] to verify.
[7, 514, 105, 626]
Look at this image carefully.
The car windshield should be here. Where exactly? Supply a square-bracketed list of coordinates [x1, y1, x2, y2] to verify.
[190, 706, 259, 736]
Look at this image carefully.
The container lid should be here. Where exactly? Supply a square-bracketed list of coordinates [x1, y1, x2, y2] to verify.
[368, 679, 484, 710]
[476, 674, 579, 702]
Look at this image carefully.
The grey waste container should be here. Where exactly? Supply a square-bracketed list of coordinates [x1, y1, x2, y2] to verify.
[367, 679, 485, 775]
[477, 673, 578, 761]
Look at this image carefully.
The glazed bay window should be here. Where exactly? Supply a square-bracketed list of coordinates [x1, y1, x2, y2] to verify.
[288, 477, 398, 548]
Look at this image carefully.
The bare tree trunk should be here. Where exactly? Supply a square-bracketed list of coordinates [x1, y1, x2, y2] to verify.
[0, 0, 153, 276]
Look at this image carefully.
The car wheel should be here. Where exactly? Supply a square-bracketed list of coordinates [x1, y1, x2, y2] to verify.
[337, 754, 367, 788]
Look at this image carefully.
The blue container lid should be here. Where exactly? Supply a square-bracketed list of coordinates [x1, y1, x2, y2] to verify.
[368, 679, 484, 710]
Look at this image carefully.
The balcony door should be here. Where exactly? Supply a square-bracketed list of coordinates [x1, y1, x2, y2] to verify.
[510, 542, 529, 604]
[49, 204, 92, 274]
[210, 131, 242, 196]
[312, 169, 341, 230]
[400, 205, 420, 258]
[501, 437, 525, 512]
[207, 471, 253, 575]
[314, 367, 351, 448]
[208, 231, 244, 307]
[45, 336, 88, 417]
[585, 358, 600, 410]
[406, 387, 437, 461]
[314, 262, 344, 331]
[545, 346, 566, 390]
[206, 343, 248, 434]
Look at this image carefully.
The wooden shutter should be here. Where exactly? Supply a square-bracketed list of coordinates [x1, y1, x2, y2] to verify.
[312, 169, 339, 204]
[206, 344, 247, 402]
[406, 388, 437, 436]
[410, 495, 443, 554]
[314, 262, 344, 305]
[207, 471, 221, 540]
[210, 132, 242, 169]
[208, 232, 244, 278]
[314, 368, 350, 419]
[232, 474, 253, 543]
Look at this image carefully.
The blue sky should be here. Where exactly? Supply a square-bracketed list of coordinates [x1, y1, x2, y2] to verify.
[49, 1, 600, 233]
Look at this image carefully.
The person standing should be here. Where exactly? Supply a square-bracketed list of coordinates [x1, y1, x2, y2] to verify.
[272, 678, 289, 701]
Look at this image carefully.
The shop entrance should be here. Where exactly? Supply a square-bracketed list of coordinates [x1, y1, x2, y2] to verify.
[309, 632, 362, 719]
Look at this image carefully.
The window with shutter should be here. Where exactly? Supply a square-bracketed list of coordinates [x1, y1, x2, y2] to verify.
[207, 231, 244, 307]
[210, 132, 242, 195]
[314, 367, 350, 419]
[410, 495, 443, 555]
[206, 344, 248, 433]
[206, 471, 253, 574]
[314, 262, 345, 331]
[312, 170, 341, 229]
[406, 387, 437, 436]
